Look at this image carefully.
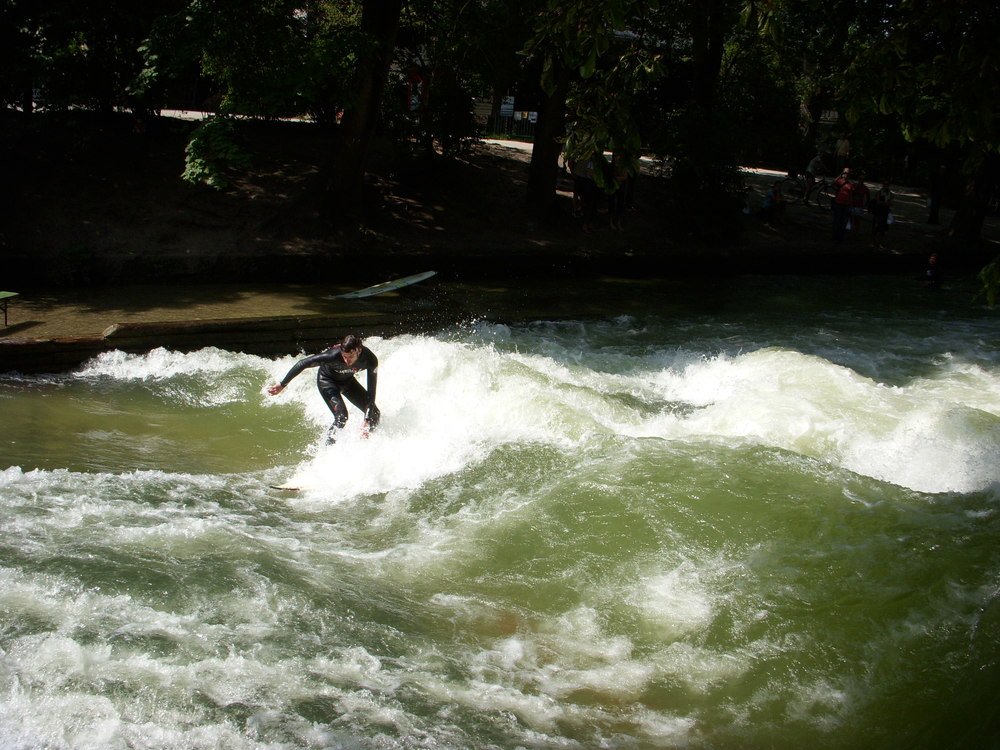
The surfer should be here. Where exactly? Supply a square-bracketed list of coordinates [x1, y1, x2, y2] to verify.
[267, 334, 381, 442]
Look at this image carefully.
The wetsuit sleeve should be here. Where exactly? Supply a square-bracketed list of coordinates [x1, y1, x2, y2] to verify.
[279, 349, 339, 387]
[365, 351, 378, 411]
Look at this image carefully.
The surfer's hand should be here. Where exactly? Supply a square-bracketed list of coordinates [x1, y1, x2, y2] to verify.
[266, 383, 285, 396]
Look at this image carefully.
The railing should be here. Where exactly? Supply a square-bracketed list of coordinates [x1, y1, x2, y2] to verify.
[480, 114, 537, 141]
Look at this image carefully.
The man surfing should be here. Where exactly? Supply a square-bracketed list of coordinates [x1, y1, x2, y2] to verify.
[267, 334, 380, 443]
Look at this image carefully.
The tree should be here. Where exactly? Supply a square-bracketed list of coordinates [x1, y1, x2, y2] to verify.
[2, 0, 186, 116]
[842, 0, 1000, 243]
[324, 0, 404, 219]
[523, 0, 658, 218]
[142, 0, 354, 118]
[387, 0, 501, 159]
[1, 0, 40, 112]
[141, 0, 405, 215]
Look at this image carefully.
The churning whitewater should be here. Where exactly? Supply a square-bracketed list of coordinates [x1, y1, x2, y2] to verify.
[2, 276, 999, 749]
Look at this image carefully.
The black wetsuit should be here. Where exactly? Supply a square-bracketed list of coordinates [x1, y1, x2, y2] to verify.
[278, 346, 380, 433]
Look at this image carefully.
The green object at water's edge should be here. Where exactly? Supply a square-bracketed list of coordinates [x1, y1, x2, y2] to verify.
[976, 255, 999, 307]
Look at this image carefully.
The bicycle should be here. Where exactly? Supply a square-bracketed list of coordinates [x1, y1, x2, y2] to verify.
[780, 172, 835, 208]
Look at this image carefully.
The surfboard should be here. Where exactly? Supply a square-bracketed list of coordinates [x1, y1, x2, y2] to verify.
[330, 270, 437, 300]
[270, 483, 307, 491]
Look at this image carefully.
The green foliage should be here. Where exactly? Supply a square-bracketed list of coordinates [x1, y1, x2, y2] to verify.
[296, 8, 363, 124]
[842, 0, 1000, 170]
[1, 0, 40, 109]
[191, 0, 318, 116]
[527, 0, 661, 97]
[653, 107, 748, 243]
[563, 43, 659, 190]
[181, 115, 250, 188]
[379, 0, 497, 158]
[384, 69, 478, 158]
[839, 0, 1000, 252]
[137, 0, 363, 120]
[976, 255, 1000, 308]
[3, 0, 187, 113]
[717, 27, 801, 170]
[526, 0, 661, 189]
[11, 0, 1000, 250]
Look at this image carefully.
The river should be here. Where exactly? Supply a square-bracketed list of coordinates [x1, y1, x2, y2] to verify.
[2, 275, 998, 749]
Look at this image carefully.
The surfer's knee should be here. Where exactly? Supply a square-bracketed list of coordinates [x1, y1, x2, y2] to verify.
[330, 405, 348, 429]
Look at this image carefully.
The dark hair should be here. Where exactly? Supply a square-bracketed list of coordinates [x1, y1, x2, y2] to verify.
[341, 334, 361, 352]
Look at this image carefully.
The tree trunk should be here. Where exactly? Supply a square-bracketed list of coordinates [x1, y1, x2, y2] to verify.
[947, 154, 999, 243]
[326, 0, 404, 222]
[526, 60, 568, 220]
[690, 0, 729, 111]
[950, 179, 990, 243]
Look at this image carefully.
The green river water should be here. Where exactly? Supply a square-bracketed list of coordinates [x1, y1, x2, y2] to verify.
[1, 275, 998, 749]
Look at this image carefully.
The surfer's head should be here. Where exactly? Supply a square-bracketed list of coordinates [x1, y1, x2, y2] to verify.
[340, 335, 362, 365]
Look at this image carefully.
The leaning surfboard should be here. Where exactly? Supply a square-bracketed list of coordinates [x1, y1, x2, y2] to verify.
[330, 270, 437, 300]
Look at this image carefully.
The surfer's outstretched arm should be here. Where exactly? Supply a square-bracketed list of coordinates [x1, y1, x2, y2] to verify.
[266, 350, 339, 396]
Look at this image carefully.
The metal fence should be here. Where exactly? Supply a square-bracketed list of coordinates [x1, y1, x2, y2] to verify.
[480, 114, 537, 141]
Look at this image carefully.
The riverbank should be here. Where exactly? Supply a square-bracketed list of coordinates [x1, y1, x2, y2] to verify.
[5, 112, 995, 288]
[2, 114, 997, 372]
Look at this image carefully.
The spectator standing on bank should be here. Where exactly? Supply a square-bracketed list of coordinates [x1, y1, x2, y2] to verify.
[569, 157, 588, 217]
[850, 171, 870, 235]
[869, 183, 893, 248]
[569, 156, 599, 233]
[608, 153, 631, 231]
[803, 152, 828, 205]
[832, 168, 854, 242]
[759, 180, 786, 225]
[927, 164, 947, 224]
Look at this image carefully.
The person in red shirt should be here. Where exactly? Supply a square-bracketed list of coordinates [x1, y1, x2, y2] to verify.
[850, 172, 870, 236]
[832, 168, 854, 242]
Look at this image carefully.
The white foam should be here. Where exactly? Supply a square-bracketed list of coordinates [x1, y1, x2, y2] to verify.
[630, 565, 716, 640]
[272, 334, 1000, 496]
[638, 347, 1000, 494]
[416, 600, 734, 741]
[77, 346, 251, 381]
[13, 329, 1000, 498]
